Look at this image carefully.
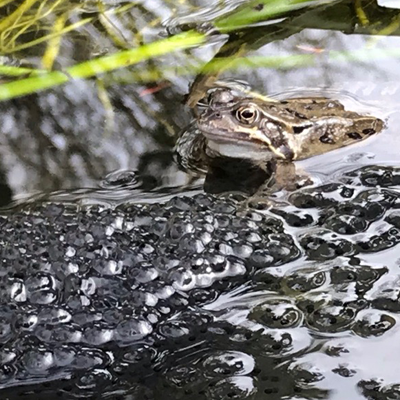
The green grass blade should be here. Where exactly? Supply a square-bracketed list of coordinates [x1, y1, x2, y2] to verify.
[0, 31, 204, 101]
[0, 65, 42, 76]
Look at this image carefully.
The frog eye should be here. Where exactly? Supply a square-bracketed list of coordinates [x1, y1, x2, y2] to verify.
[236, 106, 259, 124]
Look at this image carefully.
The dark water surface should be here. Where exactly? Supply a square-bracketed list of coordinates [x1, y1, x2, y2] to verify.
[1, 0, 400, 399]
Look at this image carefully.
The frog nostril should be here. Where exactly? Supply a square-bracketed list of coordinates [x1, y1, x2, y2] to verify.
[214, 112, 222, 118]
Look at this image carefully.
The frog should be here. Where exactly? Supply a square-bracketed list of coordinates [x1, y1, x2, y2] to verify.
[175, 88, 385, 194]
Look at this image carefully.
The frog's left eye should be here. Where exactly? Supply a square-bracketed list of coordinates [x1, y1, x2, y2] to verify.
[236, 106, 259, 124]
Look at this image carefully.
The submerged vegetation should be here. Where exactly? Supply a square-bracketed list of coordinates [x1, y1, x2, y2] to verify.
[0, 0, 400, 101]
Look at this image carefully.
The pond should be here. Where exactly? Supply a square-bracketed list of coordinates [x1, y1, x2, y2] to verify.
[0, 0, 400, 399]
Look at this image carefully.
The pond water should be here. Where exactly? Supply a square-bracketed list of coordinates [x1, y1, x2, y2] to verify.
[1, 1, 400, 399]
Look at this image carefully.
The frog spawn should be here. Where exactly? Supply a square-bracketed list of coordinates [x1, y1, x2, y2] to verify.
[2, 165, 400, 398]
